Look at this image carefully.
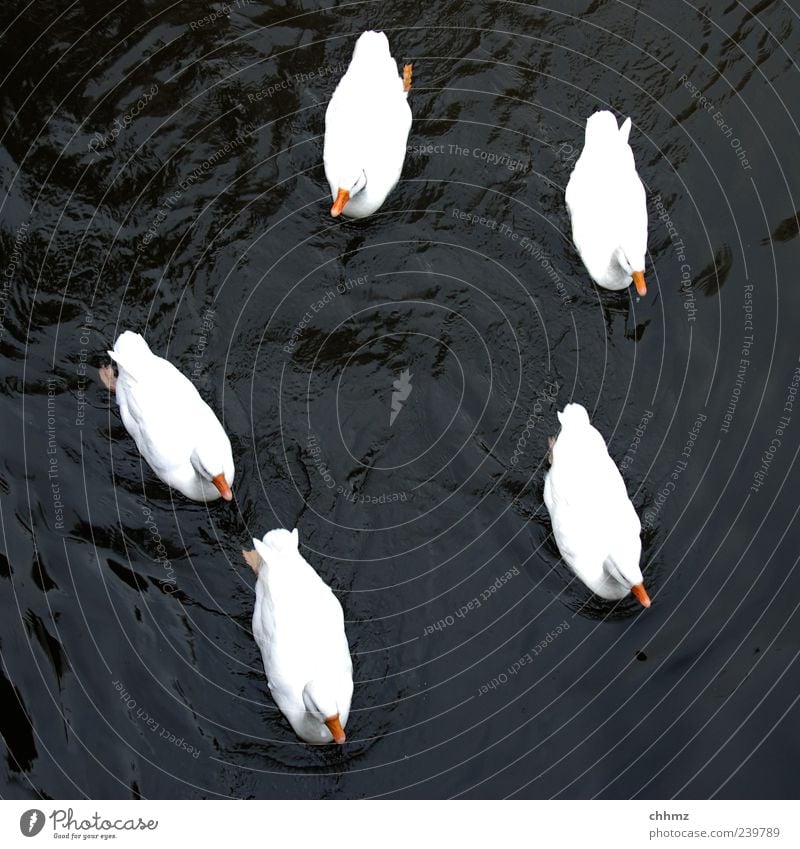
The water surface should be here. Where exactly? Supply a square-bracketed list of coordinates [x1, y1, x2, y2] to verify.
[1, 0, 798, 799]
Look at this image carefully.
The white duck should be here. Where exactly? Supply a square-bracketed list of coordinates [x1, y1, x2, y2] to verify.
[99, 331, 234, 502]
[243, 528, 353, 745]
[323, 30, 412, 219]
[565, 110, 648, 296]
[543, 403, 650, 607]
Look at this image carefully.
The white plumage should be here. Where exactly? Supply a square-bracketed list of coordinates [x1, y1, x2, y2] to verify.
[565, 110, 649, 295]
[100, 331, 234, 502]
[323, 30, 412, 219]
[543, 403, 650, 607]
[245, 528, 353, 745]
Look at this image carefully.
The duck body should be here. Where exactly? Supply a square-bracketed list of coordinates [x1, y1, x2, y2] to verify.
[103, 331, 234, 502]
[565, 111, 648, 295]
[543, 404, 650, 606]
[248, 529, 353, 745]
[323, 30, 412, 219]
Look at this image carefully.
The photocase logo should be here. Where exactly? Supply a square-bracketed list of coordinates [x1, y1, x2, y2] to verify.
[389, 369, 413, 426]
[20, 809, 45, 837]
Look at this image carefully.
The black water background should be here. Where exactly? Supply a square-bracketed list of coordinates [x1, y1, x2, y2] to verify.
[1, 0, 799, 799]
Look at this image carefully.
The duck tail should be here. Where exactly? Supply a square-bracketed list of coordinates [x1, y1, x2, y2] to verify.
[556, 403, 591, 430]
[351, 30, 391, 64]
[584, 110, 631, 153]
[257, 528, 300, 556]
[107, 331, 155, 381]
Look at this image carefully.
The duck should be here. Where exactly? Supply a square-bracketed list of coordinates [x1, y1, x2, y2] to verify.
[243, 528, 353, 745]
[98, 331, 234, 502]
[543, 403, 650, 607]
[323, 30, 413, 219]
[565, 110, 648, 296]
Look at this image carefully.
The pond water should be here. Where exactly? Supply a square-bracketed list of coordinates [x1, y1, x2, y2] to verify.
[1, 0, 798, 798]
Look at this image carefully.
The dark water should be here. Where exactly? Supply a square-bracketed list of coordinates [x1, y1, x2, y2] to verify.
[1, 0, 798, 799]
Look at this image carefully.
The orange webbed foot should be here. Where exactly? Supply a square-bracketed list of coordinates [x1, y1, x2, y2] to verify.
[403, 63, 413, 92]
[98, 364, 116, 392]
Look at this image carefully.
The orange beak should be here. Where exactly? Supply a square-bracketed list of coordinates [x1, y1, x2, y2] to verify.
[211, 473, 233, 501]
[632, 270, 647, 296]
[325, 714, 346, 744]
[330, 188, 350, 217]
[631, 583, 651, 608]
